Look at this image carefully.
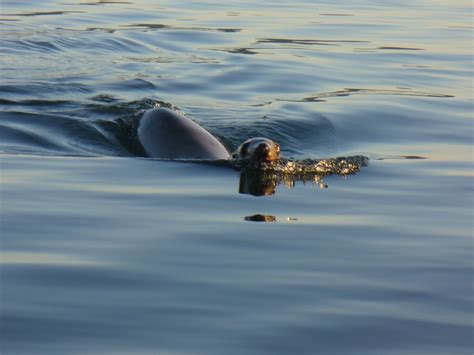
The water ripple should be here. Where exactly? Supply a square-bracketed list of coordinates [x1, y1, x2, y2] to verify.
[122, 23, 241, 33]
[257, 38, 370, 45]
[377, 46, 426, 51]
[275, 88, 455, 103]
[4, 11, 86, 17]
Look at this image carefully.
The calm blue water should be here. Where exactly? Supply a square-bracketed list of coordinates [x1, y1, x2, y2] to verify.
[1, 1, 473, 354]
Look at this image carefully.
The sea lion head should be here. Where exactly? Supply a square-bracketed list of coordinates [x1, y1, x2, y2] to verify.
[234, 137, 281, 163]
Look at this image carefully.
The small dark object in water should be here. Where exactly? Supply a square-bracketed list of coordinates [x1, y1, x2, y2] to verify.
[244, 214, 276, 222]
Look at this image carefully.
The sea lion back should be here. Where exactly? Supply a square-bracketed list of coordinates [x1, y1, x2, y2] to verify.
[137, 108, 230, 160]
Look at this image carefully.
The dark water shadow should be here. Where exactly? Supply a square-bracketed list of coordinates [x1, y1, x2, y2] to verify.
[74, 1, 133, 5]
[211, 47, 260, 55]
[122, 23, 241, 33]
[0, 98, 72, 106]
[320, 13, 355, 16]
[85, 23, 240, 34]
[377, 46, 425, 51]
[4, 11, 85, 17]
[274, 87, 454, 103]
[373, 155, 427, 160]
[209, 37, 371, 56]
[257, 38, 370, 45]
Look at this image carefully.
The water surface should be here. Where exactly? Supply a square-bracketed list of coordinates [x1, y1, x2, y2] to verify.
[1, 1, 472, 354]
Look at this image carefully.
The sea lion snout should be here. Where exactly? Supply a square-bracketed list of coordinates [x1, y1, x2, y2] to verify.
[255, 141, 280, 162]
[235, 137, 281, 163]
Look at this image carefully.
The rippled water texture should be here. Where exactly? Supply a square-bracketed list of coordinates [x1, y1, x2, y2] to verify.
[1, 1, 473, 354]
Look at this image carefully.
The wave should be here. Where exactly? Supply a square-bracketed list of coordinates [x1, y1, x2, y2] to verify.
[0, 110, 129, 156]
[0, 98, 337, 160]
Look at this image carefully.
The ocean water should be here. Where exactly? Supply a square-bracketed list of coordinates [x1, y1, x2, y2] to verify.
[0, 1, 473, 354]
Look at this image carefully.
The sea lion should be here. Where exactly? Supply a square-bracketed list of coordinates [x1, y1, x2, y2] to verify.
[138, 107, 230, 160]
[233, 137, 280, 163]
[137, 107, 281, 163]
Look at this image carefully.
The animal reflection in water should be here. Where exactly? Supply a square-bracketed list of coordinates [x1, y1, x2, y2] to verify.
[136, 106, 367, 196]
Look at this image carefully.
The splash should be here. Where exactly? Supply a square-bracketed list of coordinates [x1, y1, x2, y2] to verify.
[159, 155, 368, 196]
[250, 156, 368, 176]
[234, 156, 368, 196]
[164, 155, 368, 177]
